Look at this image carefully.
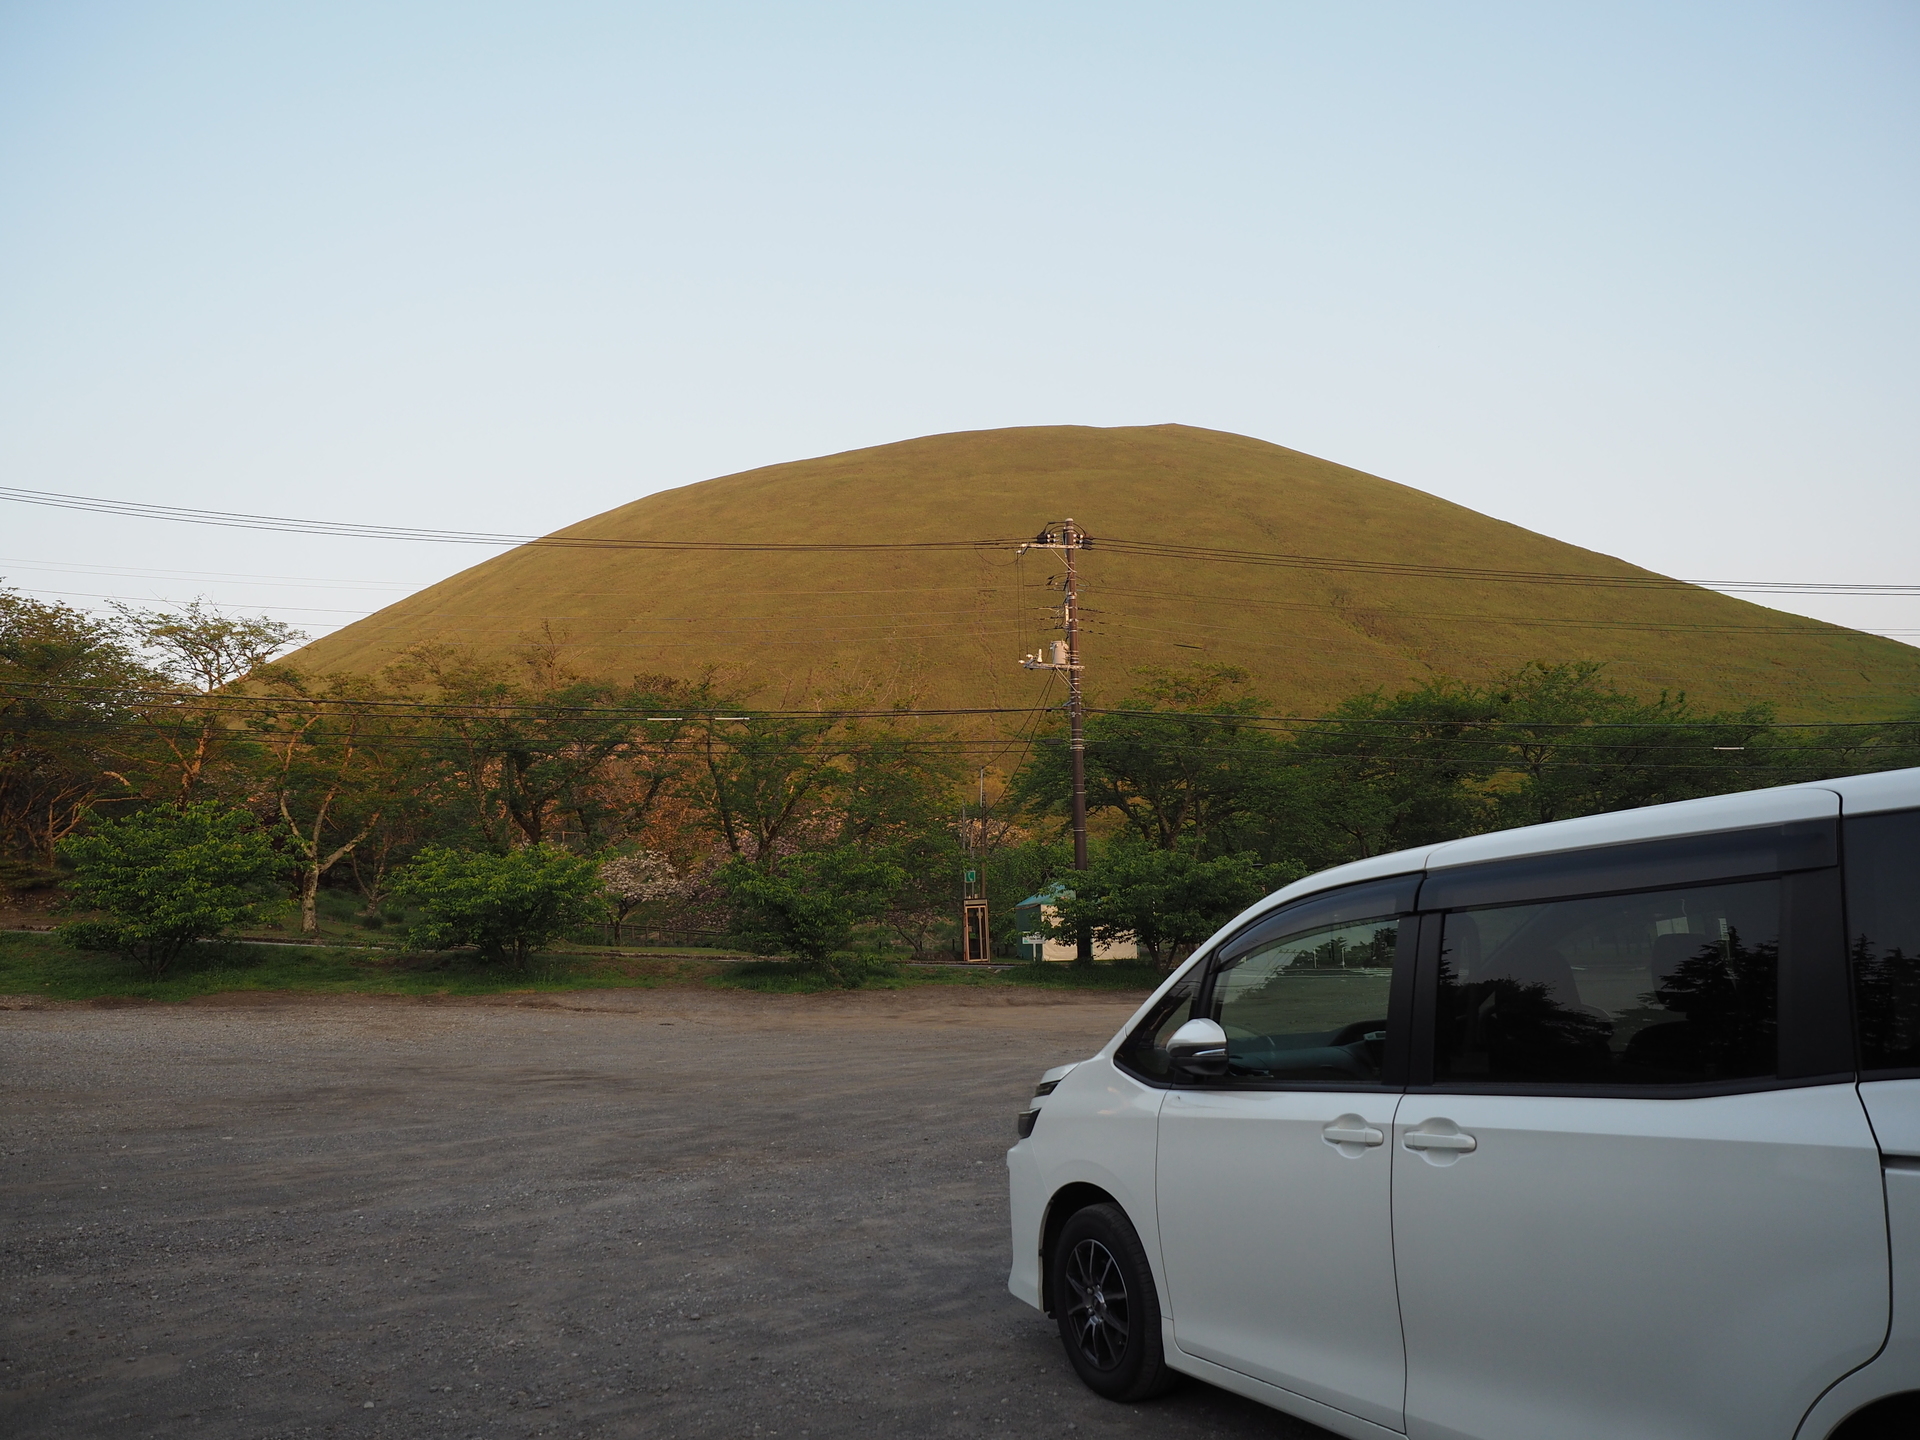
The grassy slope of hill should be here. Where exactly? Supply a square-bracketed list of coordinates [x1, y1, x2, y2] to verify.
[287, 424, 1920, 722]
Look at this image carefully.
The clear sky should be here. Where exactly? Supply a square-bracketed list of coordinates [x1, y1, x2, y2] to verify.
[1, 1, 1915, 652]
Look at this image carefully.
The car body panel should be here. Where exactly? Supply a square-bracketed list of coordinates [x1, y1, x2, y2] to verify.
[1794, 1174, 1920, 1437]
[1794, 1082, 1920, 1437]
[1860, 1078, 1920, 1160]
[1005, 1139, 1046, 1309]
[1423, 786, 1840, 873]
[1006, 1054, 1168, 1312]
[1157, 1086, 1407, 1429]
[1161, 1339, 1410, 1440]
[1392, 1085, 1888, 1440]
[1828, 769, 1920, 818]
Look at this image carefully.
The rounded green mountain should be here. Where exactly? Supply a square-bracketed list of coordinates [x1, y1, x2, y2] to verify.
[287, 424, 1920, 721]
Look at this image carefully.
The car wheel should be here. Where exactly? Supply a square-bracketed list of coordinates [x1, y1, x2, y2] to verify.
[1050, 1202, 1175, 1402]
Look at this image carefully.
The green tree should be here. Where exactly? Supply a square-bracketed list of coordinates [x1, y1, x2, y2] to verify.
[391, 843, 604, 968]
[694, 713, 854, 865]
[1281, 677, 1504, 863]
[1011, 664, 1288, 858]
[58, 802, 284, 979]
[1473, 661, 1778, 827]
[1774, 706, 1920, 787]
[715, 845, 907, 984]
[251, 668, 422, 934]
[113, 600, 304, 806]
[384, 641, 705, 853]
[987, 837, 1074, 958]
[1048, 838, 1285, 970]
[0, 588, 152, 868]
[838, 725, 966, 957]
[1279, 662, 1788, 869]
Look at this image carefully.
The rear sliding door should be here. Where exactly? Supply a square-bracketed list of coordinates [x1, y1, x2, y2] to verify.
[1391, 820, 1888, 1440]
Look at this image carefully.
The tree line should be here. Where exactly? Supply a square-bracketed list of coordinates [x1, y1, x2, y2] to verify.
[3, 585, 1916, 980]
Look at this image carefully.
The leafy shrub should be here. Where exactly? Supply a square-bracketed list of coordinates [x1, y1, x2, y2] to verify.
[715, 846, 906, 986]
[58, 803, 284, 979]
[391, 844, 603, 969]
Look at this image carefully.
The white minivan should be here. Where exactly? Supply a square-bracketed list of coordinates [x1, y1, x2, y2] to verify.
[1008, 768, 1920, 1440]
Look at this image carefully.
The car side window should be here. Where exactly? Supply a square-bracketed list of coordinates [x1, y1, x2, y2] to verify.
[1203, 914, 1401, 1084]
[1433, 877, 1781, 1087]
[1113, 978, 1197, 1081]
[1846, 807, 1920, 1075]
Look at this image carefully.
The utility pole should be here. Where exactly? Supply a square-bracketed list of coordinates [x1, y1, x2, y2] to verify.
[1020, 519, 1093, 962]
[960, 767, 990, 963]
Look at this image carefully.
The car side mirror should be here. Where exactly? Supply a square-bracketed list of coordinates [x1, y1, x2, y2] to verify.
[1165, 1017, 1229, 1079]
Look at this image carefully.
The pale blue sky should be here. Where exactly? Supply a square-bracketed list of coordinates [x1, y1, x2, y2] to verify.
[1, 2, 1915, 648]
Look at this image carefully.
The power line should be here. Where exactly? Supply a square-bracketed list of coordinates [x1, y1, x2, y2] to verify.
[16, 711, 1892, 772]
[1092, 537, 1920, 597]
[7, 677, 1916, 729]
[6, 586, 1047, 627]
[0, 678, 1050, 719]
[5, 484, 1918, 596]
[1081, 705, 1917, 731]
[0, 486, 1018, 554]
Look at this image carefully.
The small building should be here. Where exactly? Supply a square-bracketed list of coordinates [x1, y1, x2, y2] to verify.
[1011, 884, 1139, 964]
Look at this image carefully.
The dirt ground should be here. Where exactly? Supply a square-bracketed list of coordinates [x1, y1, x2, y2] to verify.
[0, 987, 1337, 1440]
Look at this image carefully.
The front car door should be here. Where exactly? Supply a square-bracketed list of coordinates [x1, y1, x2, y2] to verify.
[1392, 821, 1889, 1440]
[1155, 876, 1417, 1433]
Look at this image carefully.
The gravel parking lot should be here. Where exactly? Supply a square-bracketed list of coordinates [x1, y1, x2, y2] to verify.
[2, 988, 1336, 1439]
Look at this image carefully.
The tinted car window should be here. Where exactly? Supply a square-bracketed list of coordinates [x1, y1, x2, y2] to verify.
[1204, 914, 1401, 1083]
[1847, 808, 1920, 1074]
[1434, 878, 1780, 1087]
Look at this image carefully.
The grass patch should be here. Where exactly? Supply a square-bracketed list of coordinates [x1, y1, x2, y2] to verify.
[0, 930, 1169, 1003]
[994, 961, 1172, 990]
[708, 956, 1169, 994]
[0, 929, 717, 1003]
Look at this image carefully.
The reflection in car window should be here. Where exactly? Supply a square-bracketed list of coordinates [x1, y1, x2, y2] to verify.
[1846, 809, 1920, 1074]
[1205, 916, 1399, 1083]
[1434, 878, 1780, 1087]
[1113, 978, 1197, 1081]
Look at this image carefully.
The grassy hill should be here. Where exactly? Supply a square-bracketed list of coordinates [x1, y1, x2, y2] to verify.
[286, 424, 1920, 722]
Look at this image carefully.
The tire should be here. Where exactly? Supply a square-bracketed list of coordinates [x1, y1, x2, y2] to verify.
[1049, 1202, 1176, 1402]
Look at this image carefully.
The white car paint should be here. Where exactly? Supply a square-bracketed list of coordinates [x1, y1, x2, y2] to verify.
[1823, 769, 1920, 817]
[1421, 784, 1839, 872]
[1796, 1079, 1920, 1438]
[1006, 766, 1920, 1439]
[1006, 1046, 1169, 1313]
[1157, 1087, 1406, 1429]
[1392, 1086, 1887, 1440]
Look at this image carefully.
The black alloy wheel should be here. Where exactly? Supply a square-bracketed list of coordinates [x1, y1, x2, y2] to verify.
[1064, 1237, 1131, 1370]
[1050, 1203, 1174, 1402]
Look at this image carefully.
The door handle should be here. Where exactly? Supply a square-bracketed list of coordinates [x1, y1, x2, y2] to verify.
[1402, 1120, 1477, 1154]
[1321, 1118, 1385, 1147]
[1403, 1131, 1476, 1152]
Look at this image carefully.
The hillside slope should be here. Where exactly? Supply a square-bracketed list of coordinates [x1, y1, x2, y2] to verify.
[287, 424, 1920, 721]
